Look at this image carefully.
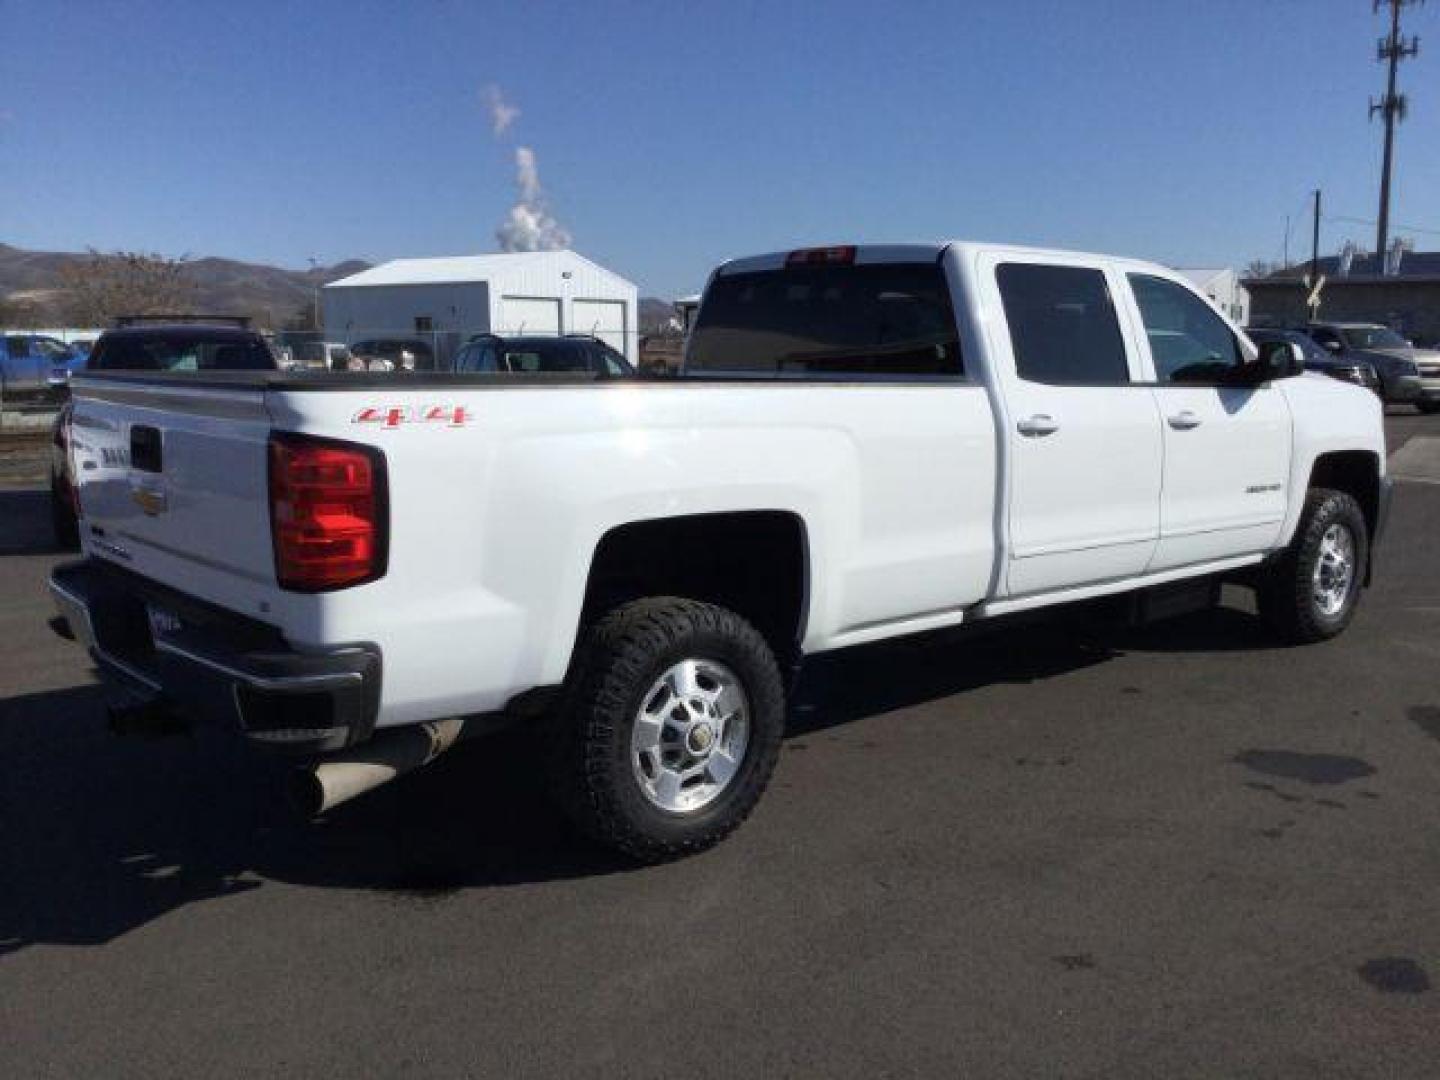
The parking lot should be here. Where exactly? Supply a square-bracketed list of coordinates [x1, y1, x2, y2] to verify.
[1, 415, 1437, 1078]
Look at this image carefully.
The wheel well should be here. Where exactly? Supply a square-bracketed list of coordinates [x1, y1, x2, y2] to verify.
[1308, 450, 1380, 540]
[580, 512, 809, 662]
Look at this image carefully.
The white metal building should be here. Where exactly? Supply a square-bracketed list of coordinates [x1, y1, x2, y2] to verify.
[322, 250, 639, 366]
[1174, 267, 1250, 326]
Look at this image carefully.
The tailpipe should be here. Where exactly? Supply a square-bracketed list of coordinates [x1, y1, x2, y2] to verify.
[292, 717, 465, 817]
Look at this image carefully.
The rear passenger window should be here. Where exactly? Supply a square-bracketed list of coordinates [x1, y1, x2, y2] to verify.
[996, 264, 1130, 386]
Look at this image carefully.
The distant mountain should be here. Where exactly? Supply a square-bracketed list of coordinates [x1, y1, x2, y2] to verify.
[0, 243, 684, 334]
[0, 243, 370, 327]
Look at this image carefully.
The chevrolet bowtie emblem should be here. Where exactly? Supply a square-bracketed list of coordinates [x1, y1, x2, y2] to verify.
[131, 486, 167, 516]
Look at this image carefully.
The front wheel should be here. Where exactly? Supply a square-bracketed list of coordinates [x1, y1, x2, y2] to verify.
[1258, 488, 1368, 644]
[545, 597, 785, 862]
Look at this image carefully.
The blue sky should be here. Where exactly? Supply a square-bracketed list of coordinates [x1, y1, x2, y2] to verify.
[2, 0, 1437, 296]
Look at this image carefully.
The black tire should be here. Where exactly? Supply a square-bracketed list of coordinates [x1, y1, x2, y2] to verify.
[1258, 488, 1368, 644]
[1418, 401, 1440, 415]
[545, 597, 785, 862]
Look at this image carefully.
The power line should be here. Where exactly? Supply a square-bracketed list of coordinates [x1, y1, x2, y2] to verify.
[1327, 213, 1440, 238]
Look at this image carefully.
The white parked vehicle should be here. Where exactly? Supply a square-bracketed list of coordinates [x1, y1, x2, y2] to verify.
[50, 242, 1390, 860]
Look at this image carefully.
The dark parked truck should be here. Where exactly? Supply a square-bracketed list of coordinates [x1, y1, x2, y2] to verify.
[50, 241, 1390, 861]
[1306, 321, 1439, 411]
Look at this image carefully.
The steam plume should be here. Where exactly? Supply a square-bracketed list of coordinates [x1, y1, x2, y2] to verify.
[495, 147, 572, 252]
[481, 84, 520, 137]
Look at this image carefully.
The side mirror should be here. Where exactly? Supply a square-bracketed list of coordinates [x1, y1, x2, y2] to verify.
[1253, 340, 1305, 382]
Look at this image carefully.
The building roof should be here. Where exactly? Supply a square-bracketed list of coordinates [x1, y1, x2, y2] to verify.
[1249, 250, 1440, 284]
[325, 250, 634, 289]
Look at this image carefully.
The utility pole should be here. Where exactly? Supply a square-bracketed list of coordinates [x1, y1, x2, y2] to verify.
[1370, 0, 1423, 262]
[308, 257, 322, 331]
[1308, 189, 1323, 320]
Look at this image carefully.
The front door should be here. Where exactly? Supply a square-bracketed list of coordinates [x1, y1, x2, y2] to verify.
[1123, 273, 1291, 571]
[984, 258, 1163, 597]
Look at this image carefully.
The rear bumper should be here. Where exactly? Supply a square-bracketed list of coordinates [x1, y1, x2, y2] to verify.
[48, 560, 381, 753]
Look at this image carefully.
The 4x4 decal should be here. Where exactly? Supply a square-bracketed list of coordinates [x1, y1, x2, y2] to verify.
[352, 405, 473, 429]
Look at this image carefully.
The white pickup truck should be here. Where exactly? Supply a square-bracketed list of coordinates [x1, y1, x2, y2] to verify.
[50, 242, 1390, 861]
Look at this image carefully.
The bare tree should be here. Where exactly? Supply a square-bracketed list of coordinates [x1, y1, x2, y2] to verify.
[60, 249, 196, 326]
[0, 294, 40, 328]
[284, 295, 320, 332]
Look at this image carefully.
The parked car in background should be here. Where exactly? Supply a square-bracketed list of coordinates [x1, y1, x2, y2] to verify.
[453, 333, 634, 376]
[49, 321, 280, 547]
[66, 339, 96, 366]
[1305, 322, 1435, 410]
[349, 338, 435, 371]
[1, 333, 80, 399]
[293, 341, 353, 370]
[1246, 328, 1380, 395]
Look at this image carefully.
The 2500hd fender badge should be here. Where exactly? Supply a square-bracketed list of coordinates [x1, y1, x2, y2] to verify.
[353, 405, 473, 429]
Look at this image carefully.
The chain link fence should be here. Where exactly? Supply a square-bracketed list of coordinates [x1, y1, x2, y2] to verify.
[275, 326, 684, 374]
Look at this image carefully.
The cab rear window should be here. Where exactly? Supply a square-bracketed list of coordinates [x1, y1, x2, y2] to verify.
[89, 336, 275, 372]
[686, 262, 962, 377]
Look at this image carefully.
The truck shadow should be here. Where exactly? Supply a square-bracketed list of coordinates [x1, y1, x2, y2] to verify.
[0, 598, 1283, 951]
[0, 489, 64, 557]
[790, 599, 1282, 736]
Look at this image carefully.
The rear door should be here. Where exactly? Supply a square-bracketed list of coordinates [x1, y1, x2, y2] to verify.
[981, 255, 1162, 596]
[1121, 273, 1291, 570]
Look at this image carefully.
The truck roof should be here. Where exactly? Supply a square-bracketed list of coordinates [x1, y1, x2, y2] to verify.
[716, 241, 1171, 277]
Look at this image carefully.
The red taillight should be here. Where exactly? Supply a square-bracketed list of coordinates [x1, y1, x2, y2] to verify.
[268, 434, 386, 592]
[786, 245, 856, 267]
[54, 411, 79, 514]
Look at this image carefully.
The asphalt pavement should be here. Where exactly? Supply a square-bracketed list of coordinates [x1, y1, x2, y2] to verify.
[2, 415, 1438, 1077]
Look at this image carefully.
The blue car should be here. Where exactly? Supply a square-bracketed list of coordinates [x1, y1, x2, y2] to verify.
[0, 333, 81, 398]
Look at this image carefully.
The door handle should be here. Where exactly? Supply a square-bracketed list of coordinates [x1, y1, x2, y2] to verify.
[1016, 414, 1060, 436]
[1167, 410, 1202, 430]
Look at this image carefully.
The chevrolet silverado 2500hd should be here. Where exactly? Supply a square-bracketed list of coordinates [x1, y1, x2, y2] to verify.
[50, 242, 1390, 860]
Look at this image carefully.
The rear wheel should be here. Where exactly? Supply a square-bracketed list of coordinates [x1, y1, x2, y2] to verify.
[1258, 488, 1367, 644]
[1418, 400, 1440, 415]
[545, 597, 785, 862]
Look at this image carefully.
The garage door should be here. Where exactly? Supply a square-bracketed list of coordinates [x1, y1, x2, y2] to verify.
[572, 299, 628, 356]
[499, 297, 561, 337]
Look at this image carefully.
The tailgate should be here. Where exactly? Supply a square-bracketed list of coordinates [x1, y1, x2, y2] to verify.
[70, 377, 277, 610]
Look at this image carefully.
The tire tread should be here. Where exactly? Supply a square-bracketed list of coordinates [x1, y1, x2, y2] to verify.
[1259, 487, 1367, 644]
[545, 597, 784, 862]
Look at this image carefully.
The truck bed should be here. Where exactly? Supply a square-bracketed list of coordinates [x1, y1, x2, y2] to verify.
[67, 370, 1001, 729]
